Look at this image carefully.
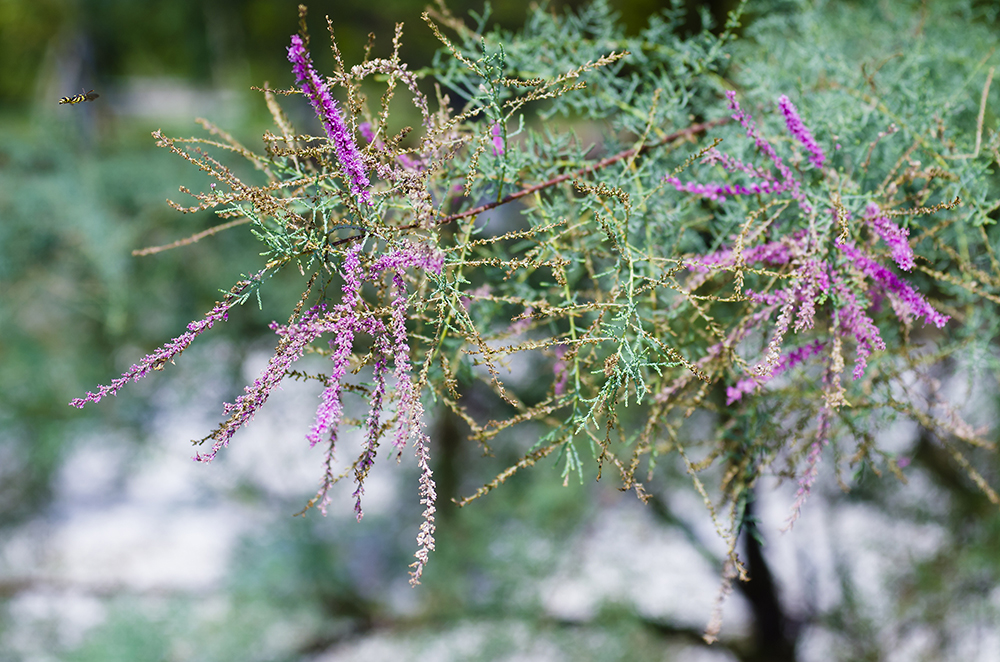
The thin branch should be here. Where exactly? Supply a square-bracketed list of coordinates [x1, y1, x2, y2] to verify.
[132, 217, 252, 256]
[944, 66, 994, 160]
[434, 116, 730, 227]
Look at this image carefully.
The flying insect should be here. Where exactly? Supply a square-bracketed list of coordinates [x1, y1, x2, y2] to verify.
[59, 89, 99, 105]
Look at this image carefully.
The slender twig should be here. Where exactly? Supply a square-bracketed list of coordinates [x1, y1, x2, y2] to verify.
[133, 217, 252, 256]
[944, 66, 994, 160]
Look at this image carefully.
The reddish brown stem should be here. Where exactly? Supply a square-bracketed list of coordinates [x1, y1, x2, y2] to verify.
[434, 116, 730, 227]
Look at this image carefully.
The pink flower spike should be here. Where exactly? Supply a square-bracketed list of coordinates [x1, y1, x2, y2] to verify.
[866, 203, 915, 271]
[70, 271, 263, 409]
[838, 242, 948, 329]
[199, 302, 334, 463]
[287, 34, 372, 206]
[778, 95, 826, 170]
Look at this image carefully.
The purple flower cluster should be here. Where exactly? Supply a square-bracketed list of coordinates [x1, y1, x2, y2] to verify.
[865, 203, 915, 271]
[197, 303, 338, 463]
[353, 334, 390, 520]
[368, 245, 444, 454]
[778, 95, 826, 169]
[303, 242, 444, 516]
[783, 405, 831, 529]
[306, 246, 369, 454]
[664, 176, 789, 202]
[666, 92, 823, 211]
[726, 340, 825, 404]
[287, 34, 372, 205]
[829, 277, 887, 379]
[667, 92, 948, 405]
[688, 225, 948, 391]
[409, 427, 437, 585]
[181, 242, 443, 528]
[700, 148, 774, 180]
[363, 243, 442, 583]
[669, 159, 951, 523]
[837, 242, 948, 329]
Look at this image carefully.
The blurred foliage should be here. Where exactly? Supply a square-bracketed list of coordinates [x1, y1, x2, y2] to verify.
[0, 0, 742, 106]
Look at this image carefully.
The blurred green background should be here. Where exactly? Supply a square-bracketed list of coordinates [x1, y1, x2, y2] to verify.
[2, 1, 999, 661]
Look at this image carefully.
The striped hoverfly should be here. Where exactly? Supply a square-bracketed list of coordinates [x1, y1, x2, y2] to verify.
[59, 89, 99, 105]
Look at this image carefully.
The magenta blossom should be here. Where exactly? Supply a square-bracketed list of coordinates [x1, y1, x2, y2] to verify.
[666, 92, 821, 212]
[287, 34, 372, 205]
[70, 271, 263, 409]
[865, 203, 915, 271]
[726, 340, 826, 404]
[778, 95, 826, 169]
[304, 242, 443, 516]
[837, 242, 948, 329]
